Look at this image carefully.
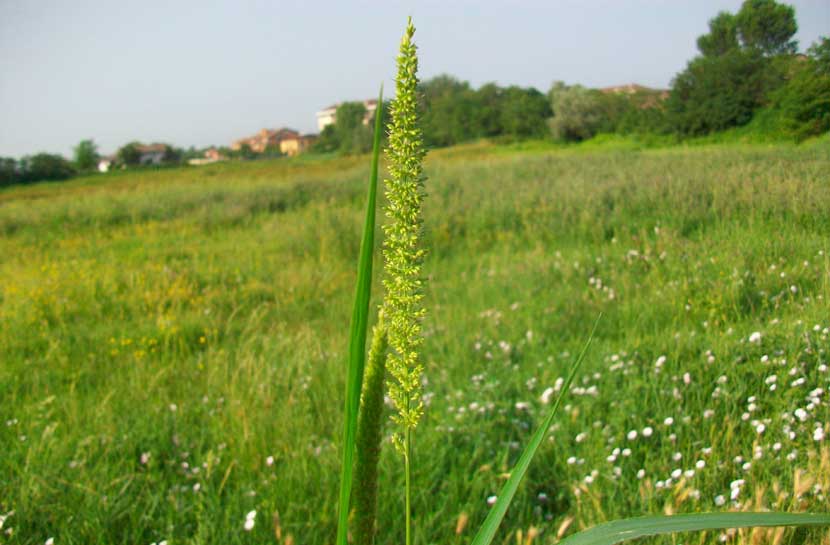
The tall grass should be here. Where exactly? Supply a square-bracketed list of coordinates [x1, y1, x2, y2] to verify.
[1, 126, 829, 541]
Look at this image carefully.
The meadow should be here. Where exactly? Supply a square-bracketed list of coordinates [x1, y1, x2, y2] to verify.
[1, 138, 829, 544]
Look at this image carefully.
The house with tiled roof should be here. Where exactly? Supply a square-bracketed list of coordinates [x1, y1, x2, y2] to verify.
[231, 128, 300, 153]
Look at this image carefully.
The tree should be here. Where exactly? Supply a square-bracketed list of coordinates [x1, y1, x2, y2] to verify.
[162, 145, 182, 164]
[116, 142, 142, 166]
[330, 101, 374, 154]
[667, 49, 782, 135]
[667, 0, 795, 136]
[697, 12, 739, 57]
[235, 143, 256, 160]
[548, 83, 605, 141]
[807, 36, 830, 75]
[73, 139, 100, 171]
[735, 0, 797, 56]
[498, 86, 551, 139]
[472, 83, 504, 137]
[419, 75, 478, 147]
[767, 37, 830, 140]
[0, 157, 19, 187]
[21, 153, 75, 183]
[312, 124, 339, 153]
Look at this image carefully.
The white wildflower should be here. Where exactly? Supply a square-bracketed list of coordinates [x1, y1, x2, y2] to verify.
[244, 510, 256, 531]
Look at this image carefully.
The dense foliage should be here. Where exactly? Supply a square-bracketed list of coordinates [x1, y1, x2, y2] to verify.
[667, 49, 781, 135]
[765, 38, 830, 140]
[418, 76, 551, 146]
[0, 153, 76, 187]
[73, 139, 100, 172]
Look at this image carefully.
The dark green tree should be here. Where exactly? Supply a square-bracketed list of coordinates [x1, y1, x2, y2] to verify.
[735, 0, 798, 56]
[0, 157, 19, 187]
[668, 49, 781, 135]
[807, 36, 830, 75]
[235, 143, 256, 160]
[116, 142, 142, 166]
[334, 102, 373, 154]
[498, 86, 552, 139]
[667, 0, 796, 135]
[21, 153, 75, 183]
[162, 145, 182, 164]
[312, 124, 339, 153]
[419, 75, 479, 147]
[473, 83, 504, 137]
[697, 12, 739, 57]
[767, 37, 830, 139]
[73, 139, 100, 171]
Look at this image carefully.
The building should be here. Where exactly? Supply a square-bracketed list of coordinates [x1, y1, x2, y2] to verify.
[98, 157, 114, 173]
[279, 134, 316, 157]
[316, 105, 337, 132]
[315, 98, 378, 132]
[188, 148, 226, 166]
[136, 143, 168, 165]
[231, 128, 300, 153]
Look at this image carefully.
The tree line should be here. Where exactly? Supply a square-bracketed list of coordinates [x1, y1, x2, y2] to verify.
[0, 139, 192, 188]
[2, 0, 827, 188]
[315, 0, 828, 153]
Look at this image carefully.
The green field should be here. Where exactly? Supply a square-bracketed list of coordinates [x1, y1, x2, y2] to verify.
[1, 139, 829, 544]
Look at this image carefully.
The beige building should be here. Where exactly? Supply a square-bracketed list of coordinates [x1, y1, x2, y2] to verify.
[231, 128, 315, 156]
[279, 134, 316, 156]
[232, 128, 300, 153]
[315, 98, 378, 131]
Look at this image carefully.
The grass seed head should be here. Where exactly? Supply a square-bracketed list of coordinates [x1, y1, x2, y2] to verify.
[383, 16, 427, 451]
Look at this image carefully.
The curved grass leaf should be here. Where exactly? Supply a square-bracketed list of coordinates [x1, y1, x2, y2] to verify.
[470, 316, 601, 545]
[336, 85, 384, 545]
[557, 512, 830, 545]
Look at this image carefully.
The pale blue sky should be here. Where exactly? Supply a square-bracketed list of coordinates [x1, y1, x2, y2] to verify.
[1, 0, 827, 157]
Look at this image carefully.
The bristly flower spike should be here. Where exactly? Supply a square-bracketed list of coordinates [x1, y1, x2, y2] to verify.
[383, 16, 427, 452]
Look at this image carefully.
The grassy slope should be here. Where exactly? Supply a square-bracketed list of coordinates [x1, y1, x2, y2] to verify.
[0, 140, 828, 544]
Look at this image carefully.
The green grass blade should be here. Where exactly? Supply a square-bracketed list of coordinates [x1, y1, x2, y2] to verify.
[470, 315, 601, 545]
[556, 512, 830, 545]
[335, 84, 384, 545]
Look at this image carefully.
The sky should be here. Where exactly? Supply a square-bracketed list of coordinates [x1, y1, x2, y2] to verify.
[1, 0, 827, 158]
